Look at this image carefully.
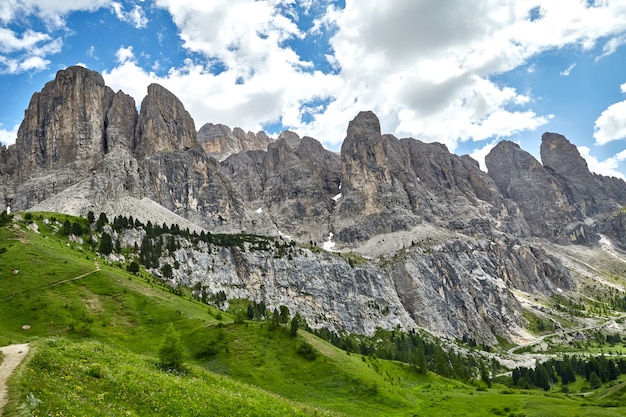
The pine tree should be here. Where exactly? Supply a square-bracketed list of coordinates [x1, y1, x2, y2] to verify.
[161, 263, 173, 279]
[62, 219, 71, 236]
[415, 341, 427, 373]
[127, 261, 140, 274]
[279, 305, 290, 324]
[290, 312, 302, 337]
[159, 324, 185, 372]
[71, 221, 83, 236]
[589, 371, 602, 389]
[96, 212, 108, 231]
[99, 232, 113, 255]
[480, 364, 492, 388]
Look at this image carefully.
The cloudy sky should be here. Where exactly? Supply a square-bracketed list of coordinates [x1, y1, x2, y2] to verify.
[1, 1, 626, 177]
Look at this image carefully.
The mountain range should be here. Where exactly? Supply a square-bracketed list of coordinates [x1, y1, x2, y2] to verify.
[2, 65, 626, 344]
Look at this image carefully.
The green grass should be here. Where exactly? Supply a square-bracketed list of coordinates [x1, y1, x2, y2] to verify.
[4, 338, 334, 417]
[3, 212, 626, 416]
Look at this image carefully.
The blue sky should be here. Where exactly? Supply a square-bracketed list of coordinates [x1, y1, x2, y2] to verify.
[1, 1, 626, 178]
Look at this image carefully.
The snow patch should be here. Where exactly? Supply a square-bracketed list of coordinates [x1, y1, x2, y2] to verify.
[332, 193, 342, 201]
[278, 230, 292, 240]
[599, 235, 613, 248]
[256, 207, 263, 214]
[323, 232, 335, 251]
[556, 287, 563, 293]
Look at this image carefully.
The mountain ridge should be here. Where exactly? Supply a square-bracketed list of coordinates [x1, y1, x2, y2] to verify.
[3, 65, 626, 344]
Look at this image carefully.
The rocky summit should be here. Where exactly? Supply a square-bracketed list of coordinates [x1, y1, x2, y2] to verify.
[2, 65, 626, 344]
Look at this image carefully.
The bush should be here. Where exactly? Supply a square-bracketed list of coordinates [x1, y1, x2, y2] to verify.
[296, 342, 317, 361]
[127, 261, 140, 274]
[71, 222, 83, 236]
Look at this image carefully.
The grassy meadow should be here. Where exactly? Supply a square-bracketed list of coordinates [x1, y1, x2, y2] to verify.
[1, 212, 626, 416]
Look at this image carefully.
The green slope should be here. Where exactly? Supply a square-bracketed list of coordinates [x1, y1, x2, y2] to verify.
[2, 212, 626, 416]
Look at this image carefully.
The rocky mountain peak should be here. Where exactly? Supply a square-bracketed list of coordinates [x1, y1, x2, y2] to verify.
[14, 65, 115, 176]
[540, 132, 626, 218]
[277, 130, 301, 150]
[134, 83, 199, 155]
[197, 122, 272, 161]
[540, 132, 591, 180]
[340, 111, 390, 193]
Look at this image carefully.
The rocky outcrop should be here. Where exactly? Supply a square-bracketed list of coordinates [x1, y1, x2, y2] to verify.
[105, 90, 137, 152]
[197, 123, 272, 161]
[135, 84, 199, 155]
[486, 136, 626, 245]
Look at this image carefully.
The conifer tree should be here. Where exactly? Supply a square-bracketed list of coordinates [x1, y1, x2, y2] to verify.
[159, 324, 185, 372]
[99, 232, 113, 255]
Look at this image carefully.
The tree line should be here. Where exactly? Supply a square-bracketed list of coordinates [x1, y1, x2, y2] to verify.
[512, 354, 626, 390]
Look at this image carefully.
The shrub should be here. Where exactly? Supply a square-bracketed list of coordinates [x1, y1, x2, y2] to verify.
[127, 261, 140, 274]
[296, 342, 317, 361]
[71, 222, 83, 236]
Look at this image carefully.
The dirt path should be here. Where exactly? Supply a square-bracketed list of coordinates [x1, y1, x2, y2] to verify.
[0, 344, 29, 415]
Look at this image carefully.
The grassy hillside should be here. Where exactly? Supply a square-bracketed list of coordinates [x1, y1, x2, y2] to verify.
[2, 212, 626, 416]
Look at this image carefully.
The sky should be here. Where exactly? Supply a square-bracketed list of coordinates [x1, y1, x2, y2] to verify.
[1, 1, 626, 178]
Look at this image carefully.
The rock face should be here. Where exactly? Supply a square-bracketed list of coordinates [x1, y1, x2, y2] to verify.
[486, 140, 576, 242]
[5, 66, 626, 344]
[135, 84, 199, 155]
[14, 67, 113, 175]
[332, 111, 513, 244]
[134, 84, 244, 228]
[221, 134, 340, 242]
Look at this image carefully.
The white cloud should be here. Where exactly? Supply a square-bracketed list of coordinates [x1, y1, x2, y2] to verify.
[596, 35, 626, 61]
[111, 2, 148, 29]
[594, 100, 626, 145]
[469, 139, 500, 172]
[0, 0, 111, 27]
[560, 63, 576, 76]
[19, 0, 626, 152]
[101, 1, 626, 151]
[578, 146, 626, 180]
[0, 123, 19, 146]
[0, 28, 51, 53]
[115, 45, 136, 64]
